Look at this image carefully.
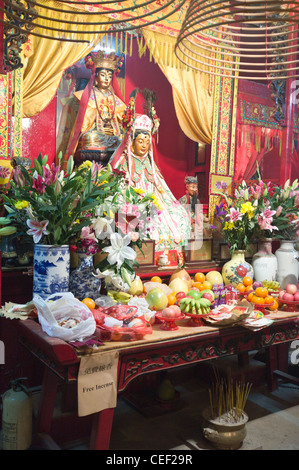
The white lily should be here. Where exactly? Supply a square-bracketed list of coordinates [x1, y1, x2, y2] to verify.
[91, 216, 114, 240]
[102, 232, 136, 269]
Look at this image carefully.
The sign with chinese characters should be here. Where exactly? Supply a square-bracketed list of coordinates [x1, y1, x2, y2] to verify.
[77, 350, 119, 417]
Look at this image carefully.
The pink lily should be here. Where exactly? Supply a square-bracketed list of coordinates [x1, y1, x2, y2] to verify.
[32, 174, 46, 194]
[26, 219, 49, 243]
[228, 207, 242, 222]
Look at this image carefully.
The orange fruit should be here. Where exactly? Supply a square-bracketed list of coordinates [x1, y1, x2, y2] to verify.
[194, 272, 205, 283]
[245, 285, 254, 293]
[251, 295, 261, 304]
[242, 276, 253, 286]
[247, 292, 255, 302]
[81, 297, 96, 309]
[254, 297, 265, 305]
[151, 276, 162, 283]
[268, 299, 279, 311]
[255, 287, 268, 298]
[264, 295, 274, 304]
[236, 283, 246, 293]
[193, 282, 204, 290]
[167, 293, 177, 306]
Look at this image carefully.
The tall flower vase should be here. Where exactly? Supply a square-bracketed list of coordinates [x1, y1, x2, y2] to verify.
[275, 241, 299, 289]
[33, 245, 70, 300]
[252, 239, 278, 283]
[222, 250, 254, 287]
[69, 252, 101, 300]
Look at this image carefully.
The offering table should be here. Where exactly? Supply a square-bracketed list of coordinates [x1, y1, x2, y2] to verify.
[16, 314, 299, 450]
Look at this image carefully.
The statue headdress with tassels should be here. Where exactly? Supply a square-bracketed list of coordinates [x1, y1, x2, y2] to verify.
[110, 88, 160, 186]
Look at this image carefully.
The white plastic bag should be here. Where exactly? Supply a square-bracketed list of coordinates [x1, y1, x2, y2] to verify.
[33, 292, 96, 342]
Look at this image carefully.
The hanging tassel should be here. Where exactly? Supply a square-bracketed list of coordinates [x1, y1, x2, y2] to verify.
[120, 32, 123, 53]
[115, 32, 118, 52]
[125, 32, 128, 55]
[130, 33, 133, 56]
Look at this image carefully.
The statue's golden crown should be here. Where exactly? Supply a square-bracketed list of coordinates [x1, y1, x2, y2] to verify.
[94, 50, 118, 71]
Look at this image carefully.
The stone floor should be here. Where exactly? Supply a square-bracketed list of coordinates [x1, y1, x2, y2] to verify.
[65, 353, 299, 451]
[2, 352, 298, 451]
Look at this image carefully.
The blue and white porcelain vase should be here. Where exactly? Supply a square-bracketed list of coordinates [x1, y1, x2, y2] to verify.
[69, 252, 101, 300]
[33, 244, 70, 300]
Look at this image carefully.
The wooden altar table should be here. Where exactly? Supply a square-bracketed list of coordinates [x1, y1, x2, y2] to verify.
[16, 314, 299, 450]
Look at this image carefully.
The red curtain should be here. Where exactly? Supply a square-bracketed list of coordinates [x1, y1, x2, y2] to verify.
[234, 124, 282, 182]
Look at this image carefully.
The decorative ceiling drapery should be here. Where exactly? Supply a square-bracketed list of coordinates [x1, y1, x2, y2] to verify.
[22, 1, 110, 116]
[19, 0, 214, 146]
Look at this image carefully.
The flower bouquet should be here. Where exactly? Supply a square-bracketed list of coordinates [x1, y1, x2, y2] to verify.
[83, 169, 163, 292]
[2, 154, 117, 246]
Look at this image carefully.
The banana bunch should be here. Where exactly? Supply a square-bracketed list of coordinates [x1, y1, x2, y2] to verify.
[179, 297, 211, 315]
[262, 280, 280, 291]
[107, 290, 132, 304]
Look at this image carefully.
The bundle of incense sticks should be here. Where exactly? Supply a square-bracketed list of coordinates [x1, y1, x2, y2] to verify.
[208, 367, 252, 422]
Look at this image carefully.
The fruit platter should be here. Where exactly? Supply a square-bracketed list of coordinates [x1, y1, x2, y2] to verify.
[155, 306, 185, 331]
[277, 284, 299, 311]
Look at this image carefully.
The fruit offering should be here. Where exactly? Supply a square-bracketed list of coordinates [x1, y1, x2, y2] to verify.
[247, 286, 275, 306]
[278, 284, 299, 302]
[179, 290, 213, 315]
[262, 280, 280, 292]
[236, 276, 254, 294]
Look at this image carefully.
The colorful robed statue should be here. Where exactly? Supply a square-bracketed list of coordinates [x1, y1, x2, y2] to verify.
[63, 50, 126, 166]
[179, 175, 211, 237]
[110, 89, 192, 250]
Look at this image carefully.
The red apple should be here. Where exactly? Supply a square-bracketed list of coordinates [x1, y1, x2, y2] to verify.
[190, 287, 200, 292]
[161, 306, 182, 318]
[283, 292, 294, 302]
[285, 284, 298, 295]
[201, 292, 214, 302]
[176, 292, 186, 300]
[294, 292, 299, 301]
[278, 290, 285, 301]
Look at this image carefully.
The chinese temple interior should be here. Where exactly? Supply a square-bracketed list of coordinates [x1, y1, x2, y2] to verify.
[0, 0, 299, 453]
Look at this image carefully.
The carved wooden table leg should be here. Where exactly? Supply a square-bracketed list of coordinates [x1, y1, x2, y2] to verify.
[89, 408, 115, 450]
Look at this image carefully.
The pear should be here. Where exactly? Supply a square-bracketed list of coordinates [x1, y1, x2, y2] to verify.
[128, 276, 144, 295]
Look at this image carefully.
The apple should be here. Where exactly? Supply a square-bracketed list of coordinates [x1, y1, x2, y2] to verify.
[226, 284, 234, 291]
[278, 289, 285, 300]
[294, 292, 299, 301]
[201, 292, 214, 303]
[285, 284, 298, 295]
[176, 292, 186, 300]
[190, 287, 200, 292]
[282, 292, 294, 302]
[161, 306, 182, 318]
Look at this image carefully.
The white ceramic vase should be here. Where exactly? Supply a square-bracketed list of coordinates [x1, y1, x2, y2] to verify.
[252, 239, 278, 282]
[33, 244, 70, 300]
[275, 240, 299, 289]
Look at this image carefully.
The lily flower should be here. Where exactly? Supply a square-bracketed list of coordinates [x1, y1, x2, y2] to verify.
[26, 219, 49, 243]
[102, 232, 136, 269]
